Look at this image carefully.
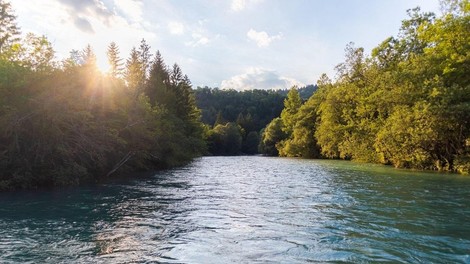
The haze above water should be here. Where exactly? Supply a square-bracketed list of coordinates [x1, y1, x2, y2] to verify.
[1, 156, 469, 263]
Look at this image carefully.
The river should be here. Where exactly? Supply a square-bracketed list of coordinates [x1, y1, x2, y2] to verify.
[1, 156, 469, 263]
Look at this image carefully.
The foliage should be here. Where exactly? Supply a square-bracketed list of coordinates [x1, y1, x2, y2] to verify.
[261, 0, 470, 173]
[259, 118, 287, 156]
[206, 122, 243, 155]
[0, 3, 205, 190]
[195, 85, 317, 155]
[0, 0, 20, 54]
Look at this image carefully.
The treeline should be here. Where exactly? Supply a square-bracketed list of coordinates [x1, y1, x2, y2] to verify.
[194, 85, 316, 155]
[0, 1, 205, 190]
[260, 0, 470, 174]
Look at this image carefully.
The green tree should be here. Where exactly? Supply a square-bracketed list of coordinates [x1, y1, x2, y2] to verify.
[207, 122, 243, 155]
[138, 38, 152, 81]
[214, 110, 226, 127]
[280, 87, 302, 134]
[125, 47, 143, 93]
[145, 50, 170, 105]
[106, 42, 123, 78]
[243, 131, 259, 154]
[259, 118, 287, 156]
[279, 96, 321, 158]
[0, 0, 20, 54]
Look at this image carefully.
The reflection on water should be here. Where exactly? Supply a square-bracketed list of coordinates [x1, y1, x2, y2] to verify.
[1, 156, 469, 263]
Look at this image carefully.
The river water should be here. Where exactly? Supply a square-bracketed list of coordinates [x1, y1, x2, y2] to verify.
[1, 156, 469, 263]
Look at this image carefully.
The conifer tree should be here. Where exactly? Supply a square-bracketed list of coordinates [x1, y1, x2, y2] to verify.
[146, 50, 170, 105]
[81, 44, 97, 68]
[106, 42, 123, 78]
[0, 0, 20, 54]
[138, 38, 151, 81]
[125, 47, 144, 93]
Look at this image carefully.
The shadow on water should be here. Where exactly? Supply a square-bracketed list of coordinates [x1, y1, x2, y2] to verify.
[0, 157, 469, 263]
[0, 168, 195, 263]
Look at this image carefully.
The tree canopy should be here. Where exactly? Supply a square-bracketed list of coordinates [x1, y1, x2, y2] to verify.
[260, 0, 470, 174]
[0, 1, 205, 190]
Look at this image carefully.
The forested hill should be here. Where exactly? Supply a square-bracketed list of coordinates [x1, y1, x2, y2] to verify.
[194, 85, 317, 130]
[194, 85, 317, 156]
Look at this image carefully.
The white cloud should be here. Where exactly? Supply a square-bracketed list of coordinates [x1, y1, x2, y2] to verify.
[55, 0, 114, 32]
[168, 21, 185, 35]
[114, 0, 143, 23]
[247, 29, 282, 47]
[189, 33, 210, 46]
[231, 0, 263, 12]
[221, 67, 305, 91]
[185, 21, 216, 47]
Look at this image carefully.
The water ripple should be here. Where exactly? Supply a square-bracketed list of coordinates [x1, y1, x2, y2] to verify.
[1, 156, 470, 263]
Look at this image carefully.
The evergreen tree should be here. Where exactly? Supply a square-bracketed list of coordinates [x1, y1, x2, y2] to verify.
[214, 111, 226, 127]
[125, 47, 143, 93]
[81, 44, 97, 68]
[0, 0, 20, 54]
[106, 42, 123, 78]
[138, 38, 151, 81]
[146, 50, 170, 105]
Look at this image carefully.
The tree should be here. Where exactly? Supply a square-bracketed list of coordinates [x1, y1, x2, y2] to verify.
[214, 110, 226, 127]
[280, 87, 302, 134]
[125, 47, 143, 93]
[207, 122, 243, 155]
[243, 131, 259, 154]
[106, 42, 123, 78]
[138, 38, 151, 81]
[259, 118, 287, 156]
[0, 0, 20, 54]
[278, 96, 321, 158]
[81, 44, 97, 68]
[145, 50, 170, 105]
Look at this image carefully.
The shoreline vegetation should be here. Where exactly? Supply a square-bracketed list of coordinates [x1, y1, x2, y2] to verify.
[0, 0, 469, 190]
[201, 1, 470, 174]
[257, 1, 469, 174]
[0, 1, 205, 190]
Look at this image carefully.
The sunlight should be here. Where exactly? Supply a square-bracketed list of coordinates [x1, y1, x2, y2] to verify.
[97, 59, 111, 74]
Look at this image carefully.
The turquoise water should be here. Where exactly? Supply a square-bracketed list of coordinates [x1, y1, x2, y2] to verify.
[1, 156, 469, 263]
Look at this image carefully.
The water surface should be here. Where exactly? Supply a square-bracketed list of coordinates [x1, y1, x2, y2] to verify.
[1, 156, 469, 263]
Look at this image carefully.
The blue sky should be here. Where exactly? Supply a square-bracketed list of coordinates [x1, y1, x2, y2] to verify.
[12, 0, 440, 90]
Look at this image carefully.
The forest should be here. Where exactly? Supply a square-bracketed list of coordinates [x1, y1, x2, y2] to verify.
[194, 85, 316, 155]
[0, 1, 205, 190]
[259, 1, 470, 174]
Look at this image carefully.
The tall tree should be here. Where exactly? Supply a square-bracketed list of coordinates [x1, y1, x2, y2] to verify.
[0, 0, 20, 54]
[138, 38, 151, 81]
[125, 47, 144, 94]
[106, 42, 123, 78]
[81, 44, 97, 68]
[280, 87, 302, 134]
[145, 50, 170, 105]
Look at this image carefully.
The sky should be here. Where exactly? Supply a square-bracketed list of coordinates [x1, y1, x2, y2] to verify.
[11, 0, 440, 90]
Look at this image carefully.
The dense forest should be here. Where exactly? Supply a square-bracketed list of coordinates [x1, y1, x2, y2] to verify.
[195, 85, 316, 155]
[260, 0, 470, 174]
[0, 1, 205, 190]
